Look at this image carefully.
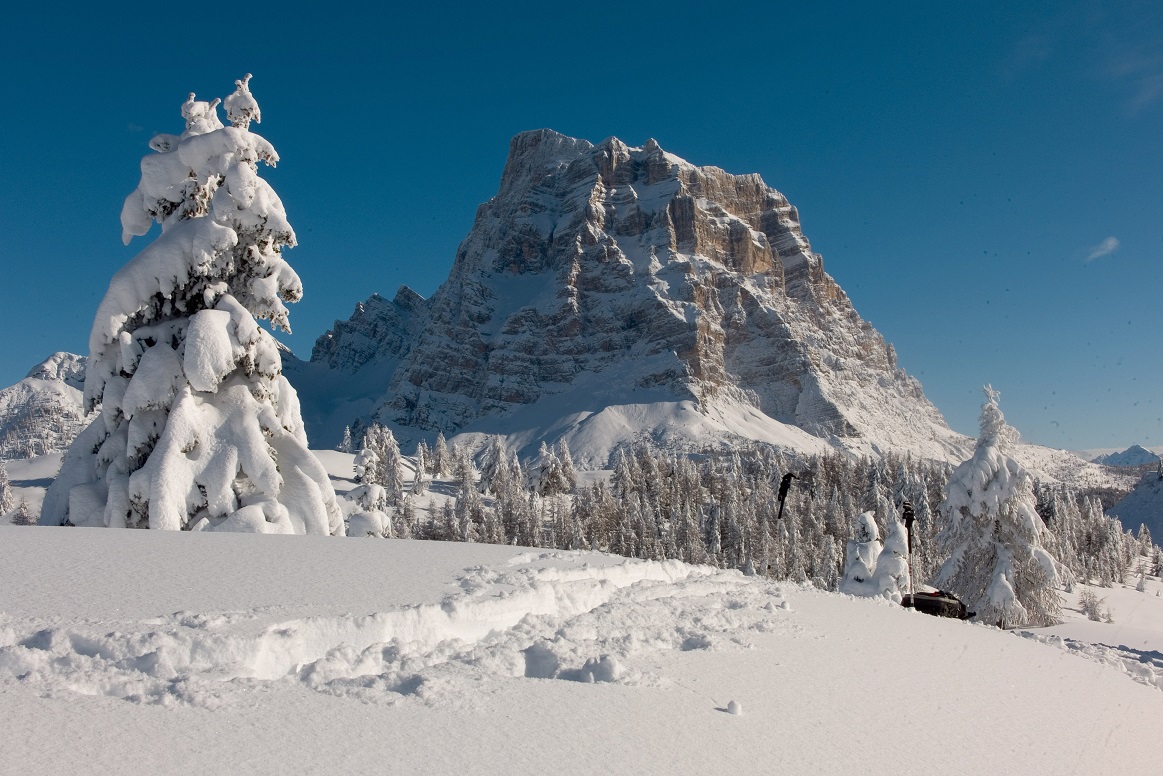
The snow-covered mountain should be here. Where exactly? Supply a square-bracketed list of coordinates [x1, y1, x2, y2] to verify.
[293, 130, 1117, 487]
[0, 352, 92, 460]
[1093, 445, 1161, 468]
[300, 130, 968, 465]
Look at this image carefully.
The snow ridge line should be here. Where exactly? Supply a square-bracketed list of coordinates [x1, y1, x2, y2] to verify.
[1016, 630, 1163, 692]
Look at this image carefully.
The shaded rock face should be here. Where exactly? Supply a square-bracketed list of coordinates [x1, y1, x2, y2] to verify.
[310, 287, 429, 375]
[0, 353, 93, 460]
[311, 130, 958, 460]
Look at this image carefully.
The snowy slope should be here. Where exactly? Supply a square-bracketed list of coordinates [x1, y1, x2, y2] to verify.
[1, 528, 1161, 775]
[1108, 470, 1163, 540]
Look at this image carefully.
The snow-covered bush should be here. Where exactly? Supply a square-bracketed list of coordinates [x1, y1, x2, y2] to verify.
[346, 483, 392, 538]
[873, 518, 912, 602]
[839, 512, 880, 595]
[839, 511, 911, 601]
[1078, 589, 1112, 623]
[933, 387, 1060, 627]
[42, 76, 341, 534]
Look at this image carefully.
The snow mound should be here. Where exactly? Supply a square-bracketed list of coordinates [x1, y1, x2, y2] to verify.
[0, 549, 789, 707]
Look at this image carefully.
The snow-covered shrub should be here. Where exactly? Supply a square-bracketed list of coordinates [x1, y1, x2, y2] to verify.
[839, 512, 881, 595]
[42, 76, 341, 534]
[933, 387, 1060, 627]
[839, 511, 911, 601]
[1078, 589, 1112, 622]
[346, 483, 392, 537]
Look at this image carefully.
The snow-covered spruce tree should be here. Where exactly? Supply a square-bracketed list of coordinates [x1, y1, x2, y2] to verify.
[933, 386, 1060, 627]
[355, 424, 402, 503]
[11, 497, 36, 526]
[337, 425, 353, 453]
[0, 461, 12, 515]
[42, 76, 341, 534]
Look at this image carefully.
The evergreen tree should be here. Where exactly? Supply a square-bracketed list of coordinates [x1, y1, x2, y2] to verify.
[0, 461, 12, 515]
[11, 497, 36, 526]
[478, 437, 506, 495]
[432, 432, 449, 477]
[355, 424, 403, 504]
[337, 426, 353, 453]
[42, 76, 340, 534]
[933, 387, 1060, 627]
[411, 443, 429, 496]
[557, 439, 578, 492]
[353, 445, 380, 486]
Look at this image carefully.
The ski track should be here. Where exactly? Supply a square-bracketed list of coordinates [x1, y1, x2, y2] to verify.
[0, 553, 793, 709]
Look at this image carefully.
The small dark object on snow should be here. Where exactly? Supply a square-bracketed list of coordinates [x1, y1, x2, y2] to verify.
[901, 590, 973, 620]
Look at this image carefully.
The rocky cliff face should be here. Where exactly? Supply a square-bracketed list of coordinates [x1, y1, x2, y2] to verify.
[309, 287, 429, 374]
[306, 130, 966, 464]
[0, 353, 93, 459]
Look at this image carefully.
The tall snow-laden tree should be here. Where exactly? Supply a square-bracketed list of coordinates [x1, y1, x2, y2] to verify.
[933, 386, 1060, 627]
[42, 76, 341, 534]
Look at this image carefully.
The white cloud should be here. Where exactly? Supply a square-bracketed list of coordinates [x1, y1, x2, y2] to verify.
[1086, 236, 1120, 261]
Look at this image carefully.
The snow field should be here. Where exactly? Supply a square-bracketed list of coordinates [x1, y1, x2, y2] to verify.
[0, 539, 790, 708]
[2, 529, 1162, 774]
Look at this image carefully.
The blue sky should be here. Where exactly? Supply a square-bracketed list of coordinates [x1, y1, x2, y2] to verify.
[1, 1, 1160, 451]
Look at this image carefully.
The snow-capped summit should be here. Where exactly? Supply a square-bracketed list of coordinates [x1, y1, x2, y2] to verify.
[0, 353, 92, 460]
[305, 129, 965, 464]
[1093, 445, 1161, 468]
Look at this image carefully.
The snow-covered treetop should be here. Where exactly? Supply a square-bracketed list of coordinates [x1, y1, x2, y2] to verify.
[942, 386, 1036, 526]
[89, 78, 300, 410]
[978, 384, 1018, 451]
[224, 74, 261, 130]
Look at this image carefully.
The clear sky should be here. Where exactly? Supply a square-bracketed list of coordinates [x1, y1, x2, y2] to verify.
[1, 1, 1160, 452]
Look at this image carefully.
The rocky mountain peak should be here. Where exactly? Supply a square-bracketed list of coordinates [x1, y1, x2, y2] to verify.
[304, 130, 965, 465]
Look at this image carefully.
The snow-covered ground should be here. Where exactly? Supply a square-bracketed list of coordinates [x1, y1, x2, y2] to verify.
[1, 527, 1162, 775]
